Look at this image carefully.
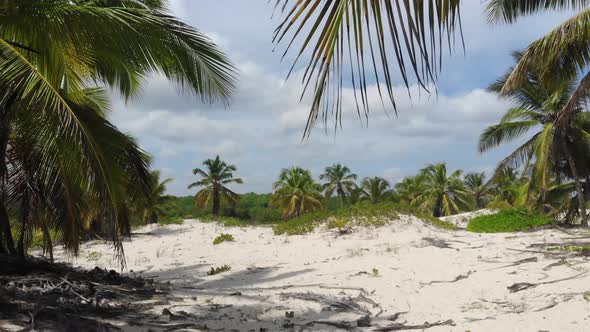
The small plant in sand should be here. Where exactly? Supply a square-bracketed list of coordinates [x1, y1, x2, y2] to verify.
[213, 233, 235, 245]
[86, 251, 102, 262]
[207, 265, 232, 275]
[371, 268, 380, 277]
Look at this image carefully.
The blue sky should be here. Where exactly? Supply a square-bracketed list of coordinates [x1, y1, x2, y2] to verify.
[110, 1, 575, 195]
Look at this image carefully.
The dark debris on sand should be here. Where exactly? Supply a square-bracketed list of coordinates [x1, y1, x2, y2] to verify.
[0, 255, 170, 332]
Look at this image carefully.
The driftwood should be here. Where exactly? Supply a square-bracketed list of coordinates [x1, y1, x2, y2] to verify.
[374, 319, 455, 331]
[508, 272, 587, 293]
[420, 271, 473, 285]
[280, 292, 371, 315]
[304, 320, 354, 330]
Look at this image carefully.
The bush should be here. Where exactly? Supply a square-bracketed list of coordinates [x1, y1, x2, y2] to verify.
[466, 209, 555, 233]
[213, 233, 235, 245]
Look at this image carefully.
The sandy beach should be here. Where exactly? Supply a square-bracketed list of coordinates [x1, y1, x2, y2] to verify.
[53, 216, 590, 331]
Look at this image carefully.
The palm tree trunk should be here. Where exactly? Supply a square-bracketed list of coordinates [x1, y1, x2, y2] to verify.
[212, 185, 221, 215]
[17, 192, 30, 259]
[562, 140, 588, 226]
[42, 220, 54, 263]
[0, 200, 16, 255]
[0, 97, 17, 255]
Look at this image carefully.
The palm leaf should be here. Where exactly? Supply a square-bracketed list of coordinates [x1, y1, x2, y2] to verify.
[273, 0, 463, 137]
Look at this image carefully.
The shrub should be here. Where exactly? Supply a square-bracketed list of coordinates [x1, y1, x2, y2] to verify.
[466, 209, 555, 233]
[207, 265, 232, 275]
[213, 233, 235, 245]
[274, 202, 399, 235]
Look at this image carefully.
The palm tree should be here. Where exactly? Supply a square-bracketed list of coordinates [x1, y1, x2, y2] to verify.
[0, 0, 236, 257]
[360, 177, 391, 204]
[464, 172, 492, 209]
[480, 54, 590, 225]
[142, 171, 173, 224]
[273, 1, 463, 136]
[486, 1, 590, 225]
[320, 164, 357, 208]
[4, 98, 153, 260]
[394, 175, 428, 205]
[413, 163, 472, 217]
[188, 156, 243, 216]
[272, 167, 323, 219]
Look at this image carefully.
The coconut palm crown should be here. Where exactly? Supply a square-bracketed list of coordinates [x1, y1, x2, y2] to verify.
[188, 156, 243, 216]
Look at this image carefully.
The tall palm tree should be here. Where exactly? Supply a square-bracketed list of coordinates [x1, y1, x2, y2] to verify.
[360, 177, 391, 204]
[486, 1, 590, 225]
[464, 172, 492, 209]
[188, 156, 243, 216]
[0, 0, 236, 257]
[142, 171, 173, 224]
[272, 167, 323, 219]
[272, 0, 463, 136]
[413, 163, 472, 217]
[320, 164, 357, 208]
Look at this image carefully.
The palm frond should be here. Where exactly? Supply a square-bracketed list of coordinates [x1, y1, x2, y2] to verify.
[272, 0, 463, 137]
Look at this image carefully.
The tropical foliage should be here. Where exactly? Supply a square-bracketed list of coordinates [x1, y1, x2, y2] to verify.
[189, 156, 243, 216]
[485, 1, 590, 225]
[0, 0, 235, 261]
[272, 167, 323, 219]
[412, 163, 473, 217]
[320, 164, 358, 208]
[481, 53, 590, 225]
[360, 177, 392, 204]
[273, 0, 463, 136]
[137, 171, 173, 225]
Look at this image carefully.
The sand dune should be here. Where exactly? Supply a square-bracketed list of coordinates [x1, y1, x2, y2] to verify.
[54, 216, 590, 331]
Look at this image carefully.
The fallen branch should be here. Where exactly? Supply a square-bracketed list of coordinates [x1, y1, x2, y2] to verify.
[280, 292, 370, 315]
[420, 271, 473, 285]
[374, 319, 455, 331]
[303, 320, 354, 330]
[491, 257, 538, 270]
[508, 272, 587, 293]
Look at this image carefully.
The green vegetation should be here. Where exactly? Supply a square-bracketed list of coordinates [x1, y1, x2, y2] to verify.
[213, 234, 235, 245]
[413, 163, 473, 217]
[189, 156, 243, 216]
[321, 164, 358, 208]
[5, 0, 590, 272]
[272, 167, 323, 219]
[371, 268, 381, 278]
[466, 209, 556, 233]
[274, 202, 399, 235]
[0, 0, 235, 262]
[207, 265, 232, 276]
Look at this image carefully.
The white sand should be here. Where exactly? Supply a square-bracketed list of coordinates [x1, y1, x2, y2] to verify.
[53, 216, 590, 331]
